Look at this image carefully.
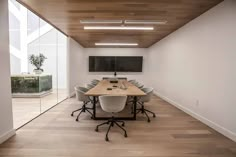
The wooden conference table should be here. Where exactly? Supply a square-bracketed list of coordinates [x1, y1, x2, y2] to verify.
[85, 80, 146, 120]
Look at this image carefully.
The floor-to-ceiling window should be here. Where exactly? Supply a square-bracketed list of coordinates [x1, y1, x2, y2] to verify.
[8, 0, 68, 129]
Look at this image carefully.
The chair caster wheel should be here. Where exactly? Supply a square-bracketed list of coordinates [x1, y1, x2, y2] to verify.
[105, 137, 109, 141]
[148, 119, 150, 123]
[124, 133, 128, 138]
[153, 114, 156, 118]
[71, 113, 73, 117]
[76, 118, 78, 122]
[95, 128, 98, 132]
[122, 123, 125, 127]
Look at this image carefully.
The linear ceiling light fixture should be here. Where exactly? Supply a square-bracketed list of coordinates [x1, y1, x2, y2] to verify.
[84, 26, 154, 30]
[80, 20, 122, 24]
[95, 43, 138, 46]
[124, 20, 167, 25]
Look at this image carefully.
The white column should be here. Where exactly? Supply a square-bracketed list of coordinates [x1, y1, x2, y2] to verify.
[0, 0, 15, 144]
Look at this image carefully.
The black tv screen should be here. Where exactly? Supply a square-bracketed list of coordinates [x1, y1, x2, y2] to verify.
[116, 57, 143, 72]
[89, 56, 143, 72]
[89, 56, 115, 72]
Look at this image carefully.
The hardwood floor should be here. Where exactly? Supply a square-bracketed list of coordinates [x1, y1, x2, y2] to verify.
[1, 95, 236, 157]
[12, 89, 67, 128]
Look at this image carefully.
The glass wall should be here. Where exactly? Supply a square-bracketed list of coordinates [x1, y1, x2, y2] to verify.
[57, 32, 68, 102]
[8, 0, 68, 129]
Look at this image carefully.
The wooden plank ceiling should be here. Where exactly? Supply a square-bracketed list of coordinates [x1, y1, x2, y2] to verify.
[17, 0, 223, 48]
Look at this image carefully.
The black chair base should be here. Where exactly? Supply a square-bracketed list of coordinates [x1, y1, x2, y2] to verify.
[71, 101, 93, 121]
[95, 116, 127, 141]
[136, 103, 156, 122]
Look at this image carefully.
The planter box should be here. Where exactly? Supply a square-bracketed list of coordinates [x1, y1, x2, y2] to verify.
[11, 74, 52, 98]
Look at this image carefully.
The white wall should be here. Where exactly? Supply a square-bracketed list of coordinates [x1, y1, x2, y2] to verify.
[0, 0, 15, 144]
[67, 38, 85, 95]
[148, 0, 236, 141]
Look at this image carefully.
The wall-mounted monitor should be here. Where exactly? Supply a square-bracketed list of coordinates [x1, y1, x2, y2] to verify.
[89, 56, 143, 72]
[89, 56, 115, 72]
[116, 56, 143, 72]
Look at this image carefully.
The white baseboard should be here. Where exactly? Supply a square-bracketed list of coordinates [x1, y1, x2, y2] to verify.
[154, 90, 236, 142]
[69, 91, 76, 98]
[0, 129, 15, 144]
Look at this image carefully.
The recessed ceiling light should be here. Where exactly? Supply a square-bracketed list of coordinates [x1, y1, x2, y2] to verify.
[84, 26, 154, 30]
[80, 20, 122, 24]
[95, 43, 138, 46]
[124, 20, 167, 25]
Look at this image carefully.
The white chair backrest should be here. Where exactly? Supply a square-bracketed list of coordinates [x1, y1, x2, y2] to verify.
[99, 95, 127, 113]
[128, 80, 136, 84]
[137, 83, 144, 88]
[87, 84, 95, 89]
[140, 88, 154, 102]
[128, 79, 135, 82]
[91, 79, 99, 85]
[74, 86, 90, 102]
[92, 79, 100, 82]
[91, 81, 98, 86]
[133, 82, 143, 88]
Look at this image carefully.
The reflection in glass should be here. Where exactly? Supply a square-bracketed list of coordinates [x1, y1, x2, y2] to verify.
[39, 27, 58, 112]
[8, 0, 68, 129]
[57, 32, 68, 102]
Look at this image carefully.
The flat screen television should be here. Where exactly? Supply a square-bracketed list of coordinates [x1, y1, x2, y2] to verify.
[89, 56, 143, 72]
[89, 56, 115, 72]
[116, 56, 143, 72]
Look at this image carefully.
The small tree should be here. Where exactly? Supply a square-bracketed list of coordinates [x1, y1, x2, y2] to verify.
[29, 53, 47, 71]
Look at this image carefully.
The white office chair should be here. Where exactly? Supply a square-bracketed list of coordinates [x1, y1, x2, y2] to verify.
[87, 83, 95, 89]
[91, 79, 99, 85]
[92, 79, 100, 83]
[95, 95, 128, 141]
[128, 80, 137, 84]
[71, 86, 93, 121]
[134, 82, 144, 89]
[136, 87, 156, 122]
[127, 81, 143, 111]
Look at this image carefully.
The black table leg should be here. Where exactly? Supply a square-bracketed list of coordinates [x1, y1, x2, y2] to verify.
[93, 96, 96, 119]
[133, 96, 137, 120]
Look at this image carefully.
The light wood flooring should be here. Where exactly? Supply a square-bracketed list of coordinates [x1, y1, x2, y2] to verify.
[12, 89, 67, 128]
[1, 95, 236, 157]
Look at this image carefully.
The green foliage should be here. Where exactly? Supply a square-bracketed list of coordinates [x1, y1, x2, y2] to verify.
[29, 53, 47, 71]
[11, 75, 52, 93]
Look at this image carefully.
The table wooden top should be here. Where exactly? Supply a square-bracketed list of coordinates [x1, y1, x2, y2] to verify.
[85, 80, 146, 96]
